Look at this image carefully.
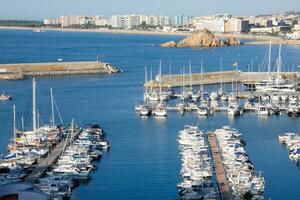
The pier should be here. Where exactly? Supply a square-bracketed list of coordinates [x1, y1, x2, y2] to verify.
[25, 128, 80, 182]
[0, 61, 121, 80]
[144, 71, 300, 88]
[207, 131, 232, 200]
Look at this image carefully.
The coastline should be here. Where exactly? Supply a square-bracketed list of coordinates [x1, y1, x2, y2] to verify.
[1, 26, 299, 45]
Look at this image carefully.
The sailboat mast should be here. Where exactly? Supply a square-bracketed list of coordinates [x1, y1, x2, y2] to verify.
[267, 41, 272, 83]
[277, 43, 282, 81]
[21, 116, 24, 131]
[200, 60, 203, 91]
[220, 57, 223, 90]
[159, 60, 162, 95]
[13, 105, 16, 147]
[50, 87, 55, 127]
[189, 60, 192, 90]
[32, 78, 37, 131]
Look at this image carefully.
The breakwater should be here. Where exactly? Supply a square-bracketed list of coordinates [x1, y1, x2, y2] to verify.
[144, 70, 300, 88]
[0, 61, 122, 80]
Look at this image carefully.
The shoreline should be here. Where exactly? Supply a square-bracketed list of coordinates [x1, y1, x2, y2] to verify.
[1, 26, 300, 45]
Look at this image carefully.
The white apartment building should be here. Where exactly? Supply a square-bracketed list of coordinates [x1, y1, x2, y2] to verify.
[111, 15, 126, 28]
[193, 16, 225, 33]
[94, 16, 109, 26]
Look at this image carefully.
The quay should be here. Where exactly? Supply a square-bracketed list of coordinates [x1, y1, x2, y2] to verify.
[25, 128, 80, 182]
[0, 61, 122, 80]
[144, 71, 300, 88]
[207, 131, 232, 200]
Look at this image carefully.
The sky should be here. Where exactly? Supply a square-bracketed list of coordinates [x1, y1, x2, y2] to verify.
[0, 0, 299, 20]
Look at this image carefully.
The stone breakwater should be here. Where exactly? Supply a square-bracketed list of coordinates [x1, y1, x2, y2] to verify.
[0, 61, 122, 80]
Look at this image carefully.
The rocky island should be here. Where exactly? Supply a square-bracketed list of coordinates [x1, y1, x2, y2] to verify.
[161, 29, 241, 48]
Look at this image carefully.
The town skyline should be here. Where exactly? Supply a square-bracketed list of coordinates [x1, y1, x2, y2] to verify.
[0, 0, 299, 20]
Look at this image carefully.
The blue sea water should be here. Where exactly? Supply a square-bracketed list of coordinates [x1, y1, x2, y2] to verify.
[0, 29, 300, 199]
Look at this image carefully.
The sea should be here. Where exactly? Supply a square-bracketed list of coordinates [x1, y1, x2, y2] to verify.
[0, 29, 300, 199]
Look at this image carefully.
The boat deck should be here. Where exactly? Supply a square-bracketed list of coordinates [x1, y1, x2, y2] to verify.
[207, 131, 232, 200]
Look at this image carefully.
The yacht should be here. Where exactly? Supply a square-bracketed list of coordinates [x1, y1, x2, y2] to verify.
[257, 105, 269, 115]
[227, 103, 240, 116]
[197, 105, 209, 116]
[0, 91, 12, 100]
[153, 103, 167, 116]
[140, 105, 151, 116]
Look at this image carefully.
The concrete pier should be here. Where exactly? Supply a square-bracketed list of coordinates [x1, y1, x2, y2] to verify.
[25, 129, 80, 182]
[0, 61, 121, 80]
[207, 131, 232, 200]
[144, 71, 300, 88]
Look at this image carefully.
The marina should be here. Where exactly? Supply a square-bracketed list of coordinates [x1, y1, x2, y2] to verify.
[1, 29, 300, 200]
[0, 78, 110, 199]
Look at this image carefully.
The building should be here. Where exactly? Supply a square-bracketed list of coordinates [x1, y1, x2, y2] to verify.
[94, 16, 109, 26]
[111, 15, 126, 28]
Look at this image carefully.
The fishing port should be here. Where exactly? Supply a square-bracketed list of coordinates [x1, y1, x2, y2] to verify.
[0, 78, 110, 199]
[0, 61, 122, 80]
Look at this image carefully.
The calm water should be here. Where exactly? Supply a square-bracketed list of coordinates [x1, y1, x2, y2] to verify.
[1, 29, 300, 199]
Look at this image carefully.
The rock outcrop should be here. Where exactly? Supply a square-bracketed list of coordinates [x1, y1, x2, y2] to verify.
[160, 40, 177, 47]
[161, 29, 241, 48]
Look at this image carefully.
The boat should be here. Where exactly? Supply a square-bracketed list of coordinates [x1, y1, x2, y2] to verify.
[0, 91, 12, 100]
[153, 102, 167, 116]
[287, 103, 300, 117]
[140, 105, 151, 116]
[257, 105, 269, 115]
[197, 105, 209, 116]
[227, 103, 240, 116]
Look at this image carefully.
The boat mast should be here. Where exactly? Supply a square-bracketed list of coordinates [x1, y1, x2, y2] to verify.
[21, 115, 24, 131]
[267, 41, 272, 84]
[220, 57, 223, 90]
[189, 60, 192, 91]
[200, 60, 203, 91]
[32, 78, 37, 131]
[13, 105, 16, 148]
[159, 60, 162, 96]
[150, 66, 153, 92]
[50, 87, 55, 127]
[277, 43, 282, 82]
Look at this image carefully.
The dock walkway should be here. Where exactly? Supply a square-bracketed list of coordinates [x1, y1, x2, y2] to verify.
[25, 129, 80, 182]
[207, 131, 232, 200]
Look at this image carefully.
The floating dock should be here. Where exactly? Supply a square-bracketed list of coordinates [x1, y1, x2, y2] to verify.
[207, 131, 232, 200]
[0, 61, 122, 80]
[144, 71, 300, 88]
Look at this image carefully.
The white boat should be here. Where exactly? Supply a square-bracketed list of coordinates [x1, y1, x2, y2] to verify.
[228, 92, 237, 102]
[257, 105, 269, 115]
[227, 103, 240, 116]
[153, 103, 167, 116]
[140, 105, 151, 116]
[197, 105, 209, 116]
[220, 93, 228, 101]
[0, 91, 12, 101]
[210, 91, 219, 100]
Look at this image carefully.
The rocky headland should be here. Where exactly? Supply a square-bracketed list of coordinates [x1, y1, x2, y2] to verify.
[161, 29, 241, 48]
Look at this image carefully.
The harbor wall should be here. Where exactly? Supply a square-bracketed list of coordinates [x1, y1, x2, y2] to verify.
[145, 71, 300, 88]
[0, 61, 121, 80]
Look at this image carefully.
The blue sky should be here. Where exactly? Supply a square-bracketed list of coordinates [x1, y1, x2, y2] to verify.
[0, 0, 299, 20]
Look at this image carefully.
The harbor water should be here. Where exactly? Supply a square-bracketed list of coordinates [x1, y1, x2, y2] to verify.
[1, 29, 300, 199]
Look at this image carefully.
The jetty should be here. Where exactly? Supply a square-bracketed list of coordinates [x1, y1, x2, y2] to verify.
[25, 128, 80, 182]
[0, 61, 122, 80]
[207, 131, 232, 200]
[144, 70, 300, 88]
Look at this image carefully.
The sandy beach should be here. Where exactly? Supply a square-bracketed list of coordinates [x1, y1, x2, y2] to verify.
[1, 26, 299, 45]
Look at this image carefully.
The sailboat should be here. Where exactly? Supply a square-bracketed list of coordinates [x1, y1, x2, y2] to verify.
[253, 43, 296, 92]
